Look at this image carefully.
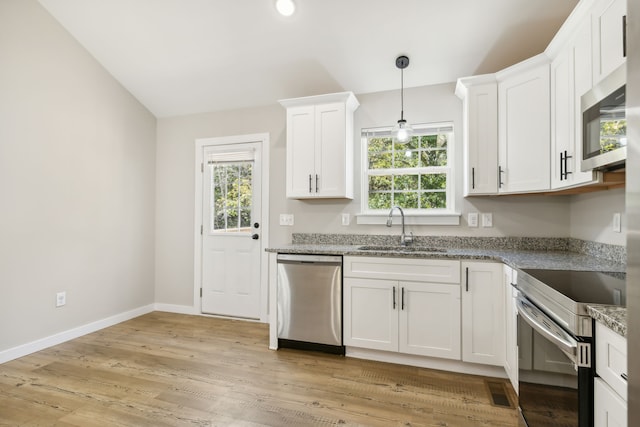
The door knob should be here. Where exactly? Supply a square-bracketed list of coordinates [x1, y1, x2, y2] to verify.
[253, 222, 260, 228]
[251, 234, 259, 240]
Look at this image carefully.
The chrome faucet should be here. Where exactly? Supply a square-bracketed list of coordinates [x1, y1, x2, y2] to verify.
[386, 206, 414, 246]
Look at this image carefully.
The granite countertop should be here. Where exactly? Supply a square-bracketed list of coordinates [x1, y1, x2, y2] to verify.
[267, 235, 628, 334]
[266, 244, 626, 272]
[588, 305, 627, 337]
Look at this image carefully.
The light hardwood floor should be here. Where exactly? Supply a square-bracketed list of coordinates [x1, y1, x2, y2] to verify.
[0, 312, 518, 426]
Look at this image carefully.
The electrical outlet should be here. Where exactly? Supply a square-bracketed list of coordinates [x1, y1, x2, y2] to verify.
[341, 213, 350, 226]
[482, 213, 493, 227]
[279, 214, 294, 226]
[56, 291, 66, 307]
[613, 212, 621, 233]
[468, 212, 478, 228]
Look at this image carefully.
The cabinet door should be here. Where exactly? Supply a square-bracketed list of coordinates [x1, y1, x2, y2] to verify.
[464, 82, 498, 195]
[343, 278, 398, 351]
[503, 265, 518, 393]
[315, 102, 350, 198]
[461, 262, 505, 366]
[398, 281, 461, 360]
[594, 378, 627, 427]
[592, 0, 627, 85]
[498, 63, 550, 193]
[550, 49, 573, 189]
[286, 105, 316, 198]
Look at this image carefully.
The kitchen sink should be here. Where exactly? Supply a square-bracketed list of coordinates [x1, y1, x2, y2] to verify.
[357, 245, 447, 253]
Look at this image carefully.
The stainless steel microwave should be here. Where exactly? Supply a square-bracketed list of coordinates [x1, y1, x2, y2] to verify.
[581, 64, 626, 172]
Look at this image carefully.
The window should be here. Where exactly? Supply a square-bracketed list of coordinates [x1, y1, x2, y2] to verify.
[362, 123, 454, 215]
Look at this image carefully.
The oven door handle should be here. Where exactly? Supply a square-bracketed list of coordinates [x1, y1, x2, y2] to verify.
[517, 296, 578, 357]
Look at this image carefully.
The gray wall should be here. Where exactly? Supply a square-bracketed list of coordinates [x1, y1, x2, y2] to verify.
[0, 0, 157, 352]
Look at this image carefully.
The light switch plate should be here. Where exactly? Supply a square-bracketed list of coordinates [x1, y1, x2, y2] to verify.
[613, 212, 621, 233]
[341, 213, 350, 226]
[279, 214, 294, 226]
[482, 213, 493, 227]
[468, 213, 478, 227]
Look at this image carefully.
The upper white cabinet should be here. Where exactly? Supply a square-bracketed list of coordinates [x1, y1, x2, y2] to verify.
[592, 0, 627, 85]
[497, 55, 551, 193]
[279, 92, 359, 199]
[550, 18, 600, 189]
[461, 262, 504, 366]
[455, 76, 498, 196]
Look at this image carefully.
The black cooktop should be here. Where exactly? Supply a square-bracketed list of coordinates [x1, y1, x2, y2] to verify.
[521, 269, 626, 306]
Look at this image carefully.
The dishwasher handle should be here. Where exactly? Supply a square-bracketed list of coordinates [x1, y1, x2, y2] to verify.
[277, 254, 342, 265]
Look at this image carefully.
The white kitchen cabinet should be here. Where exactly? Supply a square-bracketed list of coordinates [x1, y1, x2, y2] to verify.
[592, 0, 627, 85]
[461, 262, 504, 366]
[595, 378, 627, 427]
[455, 76, 498, 195]
[497, 55, 551, 194]
[279, 92, 359, 199]
[343, 256, 461, 360]
[594, 321, 628, 426]
[503, 265, 518, 392]
[550, 18, 600, 190]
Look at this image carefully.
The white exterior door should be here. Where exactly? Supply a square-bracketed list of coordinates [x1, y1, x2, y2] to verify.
[201, 142, 262, 319]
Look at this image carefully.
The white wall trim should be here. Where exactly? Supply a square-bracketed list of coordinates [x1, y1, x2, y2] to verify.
[194, 133, 270, 323]
[153, 303, 199, 315]
[0, 304, 155, 364]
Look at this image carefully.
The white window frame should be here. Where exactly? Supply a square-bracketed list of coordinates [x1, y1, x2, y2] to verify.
[357, 122, 460, 226]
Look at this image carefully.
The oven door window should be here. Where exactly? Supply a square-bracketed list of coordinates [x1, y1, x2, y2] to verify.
[517, 298, 579, 426]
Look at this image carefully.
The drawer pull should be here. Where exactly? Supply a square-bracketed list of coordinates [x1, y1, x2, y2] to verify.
[621, 373, 628, 382]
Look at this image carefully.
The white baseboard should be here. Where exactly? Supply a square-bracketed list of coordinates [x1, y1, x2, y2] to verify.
[0, 304, 155, 364]
[153, 303, 198, 315]
[346, 347, 508, 379]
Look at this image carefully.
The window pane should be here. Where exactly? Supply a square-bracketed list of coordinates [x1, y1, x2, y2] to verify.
[211, 162, 253, 232]
[369, 151, 392, 169]
[394, 149, 419, 168]
[369, 137, 393, 153]
[369, 192, 392, 210]
[369, 175, 392, 192]
[420, 192, 446, 208]
[421, 173, 447, 190]
[395, 192, 419, 209]
[394, 174, 419, 190]
[421, 149, 447, 167]
[398, 137, 420, 150]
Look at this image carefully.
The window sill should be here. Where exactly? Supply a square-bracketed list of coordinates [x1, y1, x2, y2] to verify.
[356, 212, 461, 226]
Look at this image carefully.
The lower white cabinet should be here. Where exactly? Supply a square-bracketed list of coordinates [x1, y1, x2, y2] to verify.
[594, 378, 627, 427]
[461, 262, 505, 366]
[503, 265, 518, 392]
[594, 321, 627, 426]
[343, 257, 461, 360]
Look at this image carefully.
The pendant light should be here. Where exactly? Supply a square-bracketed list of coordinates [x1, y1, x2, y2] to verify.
[275, 0, 295, 16]
[391, 55, 413, 144]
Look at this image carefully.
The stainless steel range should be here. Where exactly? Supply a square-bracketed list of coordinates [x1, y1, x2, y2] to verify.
[516, 269, 626, 427]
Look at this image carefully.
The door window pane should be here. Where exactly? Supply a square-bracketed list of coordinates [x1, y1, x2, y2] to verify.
[210, 161, 253, 233]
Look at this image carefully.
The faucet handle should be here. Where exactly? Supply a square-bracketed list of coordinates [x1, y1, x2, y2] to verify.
[405, 232, 414, 245]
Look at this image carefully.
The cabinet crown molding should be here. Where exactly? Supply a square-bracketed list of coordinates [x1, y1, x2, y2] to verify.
[278, 91, 359, 110]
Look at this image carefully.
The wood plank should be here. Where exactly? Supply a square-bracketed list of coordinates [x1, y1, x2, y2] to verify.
[0, 312, 518, 426]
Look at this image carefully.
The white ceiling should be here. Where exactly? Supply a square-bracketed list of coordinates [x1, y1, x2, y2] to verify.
[38, 0, 579, 118]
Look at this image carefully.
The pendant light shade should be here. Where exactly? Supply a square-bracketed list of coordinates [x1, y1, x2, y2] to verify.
[391, 55, 413, 144]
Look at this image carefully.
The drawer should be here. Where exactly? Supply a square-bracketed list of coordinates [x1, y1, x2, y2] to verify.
[343, 256, 460, 283]
[596, 321, 627, 401]
[594, 378, 627, 427]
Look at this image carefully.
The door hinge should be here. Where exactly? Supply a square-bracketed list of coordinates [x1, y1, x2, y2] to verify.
[200, 288, 203, 298]
[577, 342, 591, 368]
[201, 162, 204, 173]
[200, 225, 203, 235]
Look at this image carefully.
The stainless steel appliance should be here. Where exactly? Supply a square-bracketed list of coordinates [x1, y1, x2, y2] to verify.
[276, 254, 344, 354]
[581, 64, 627, 172]
[516, 269, 626, 427]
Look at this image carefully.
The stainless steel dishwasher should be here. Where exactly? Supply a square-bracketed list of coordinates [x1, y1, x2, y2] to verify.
[276, 254, 344, 354]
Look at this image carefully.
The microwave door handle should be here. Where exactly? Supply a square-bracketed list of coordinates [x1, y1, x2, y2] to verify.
[517, 297, 578, 357]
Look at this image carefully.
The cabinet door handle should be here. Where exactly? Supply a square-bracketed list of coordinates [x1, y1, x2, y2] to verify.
[465, 267, 469, 292]
[623, 15, 627, 58]
[308, 174, 312, 193]
[392, 286, 397, 309]
[472, 167, 475, 189]
[621, 373, 628, 381]
[315, 174, 319, 193]
[563, 150, 572, 179]
[498, 166, 504, 189]
[401, 287, 405, 310]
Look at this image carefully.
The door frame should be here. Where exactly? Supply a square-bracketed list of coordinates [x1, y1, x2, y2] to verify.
[194, 133, 270, 322]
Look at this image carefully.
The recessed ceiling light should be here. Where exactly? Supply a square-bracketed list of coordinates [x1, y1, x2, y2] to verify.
[276, 0, 295, 17]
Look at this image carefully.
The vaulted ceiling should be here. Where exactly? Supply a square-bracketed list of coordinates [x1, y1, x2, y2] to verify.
[38, 0, 579, 117]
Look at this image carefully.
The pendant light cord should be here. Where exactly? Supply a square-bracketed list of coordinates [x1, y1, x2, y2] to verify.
[400, 67, 404, 122]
